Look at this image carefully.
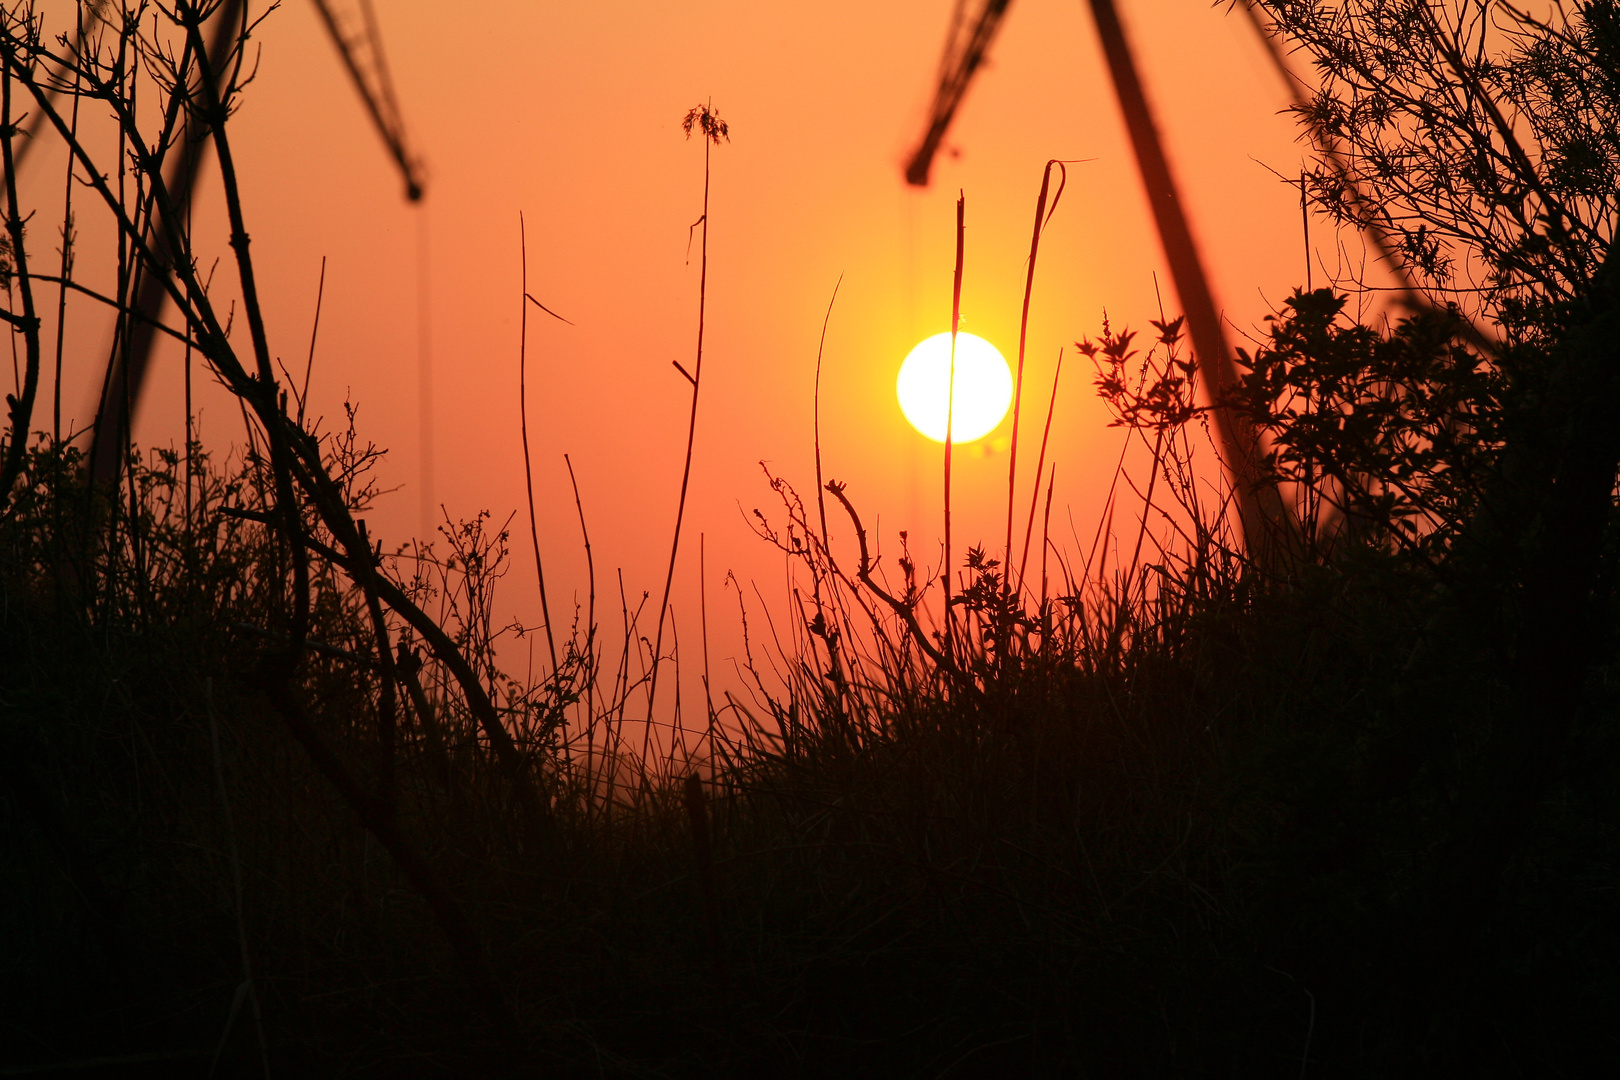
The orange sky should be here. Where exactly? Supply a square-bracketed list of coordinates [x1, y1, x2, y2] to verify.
[26, 0, 1388, 713]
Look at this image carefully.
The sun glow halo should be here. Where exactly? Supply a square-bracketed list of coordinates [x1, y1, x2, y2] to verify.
[896, 331, 1014, 443]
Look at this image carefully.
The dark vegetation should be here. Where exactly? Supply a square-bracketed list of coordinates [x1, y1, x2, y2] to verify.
[2, 1, 1617, 1075]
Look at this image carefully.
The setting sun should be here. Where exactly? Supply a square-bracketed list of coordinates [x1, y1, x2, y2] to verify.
[896, 331, 1014, 443]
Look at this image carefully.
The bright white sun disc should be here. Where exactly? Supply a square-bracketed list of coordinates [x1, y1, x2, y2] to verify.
[896, 331, 1013, 443]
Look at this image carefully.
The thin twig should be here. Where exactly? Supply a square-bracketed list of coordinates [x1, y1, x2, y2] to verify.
[1019, 350, 1063, 590]
[813, 273, 843, 554]
[518, 213, 559, 672]
[298, 255, 326, 426]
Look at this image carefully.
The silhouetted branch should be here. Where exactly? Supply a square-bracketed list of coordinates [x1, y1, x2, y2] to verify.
[823, 479, 953, 674]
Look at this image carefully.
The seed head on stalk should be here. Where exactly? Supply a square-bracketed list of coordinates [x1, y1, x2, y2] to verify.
[682, 102, 729, 145]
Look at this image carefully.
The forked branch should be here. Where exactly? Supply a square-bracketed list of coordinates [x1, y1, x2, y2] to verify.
[823, 479, 953, 674]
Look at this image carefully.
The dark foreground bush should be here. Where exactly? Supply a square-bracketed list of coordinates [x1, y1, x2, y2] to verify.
[2, 439, 1616, 1079]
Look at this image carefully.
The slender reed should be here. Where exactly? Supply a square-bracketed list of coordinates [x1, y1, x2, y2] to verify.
[700, 531, 714, 742]
[942, 192, 965, 666]
[184, 168, 194, 526]
[1018, 350, 1063, 588]
[647, 102, 728, 750]
[412, 192, 434, 533]
[298, 255, 326, 426]
[1121, 281, 1179, 599]
[813, 273, 843, 552]
[1040, 465, 1056, 618]
[518, 212, 558, 671]
[564, 451, 597, 743]
[1005, 160, 1067, 574]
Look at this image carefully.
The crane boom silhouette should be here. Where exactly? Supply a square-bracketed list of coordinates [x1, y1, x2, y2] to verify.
[309, 0, 425, 202]
[904, 0, 1281, 546]
[904, 0, 1013, 187]
[87, 0, 243, 485]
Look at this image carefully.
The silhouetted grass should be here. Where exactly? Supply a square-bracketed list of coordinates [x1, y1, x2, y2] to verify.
[3, 406, 1615, 1077]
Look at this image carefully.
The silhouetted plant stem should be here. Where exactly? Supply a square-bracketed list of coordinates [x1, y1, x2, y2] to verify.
[700, 531, 714, 737]
[396, 642, 452, 791]
[824, 478, 953, 675]
[180, 3, 313, 666]
[565, 452, 598, 739]
[1040, 465, 1055, 622]
[943, 192, 964, 666]
[1005, 161, 1066, 578]
[288, 522, 547, 836]
[416, 207, 432, 539]
[181, 4, 268, 385]
[0, 38, 42, 515]
[813, 273, 843, 556]
[184, 268, 193, 526]
[809, 274, 851, 714]
[648, 103, 728, 752]
[310, 0, 425, 201]
[1299, 167, 1311, 292]
[85, 121, 124, 537]
[298, 255, 325, 426]
[51, 9, 83, 450]
[1018, 350, 1062, 589]
[518, 212, 559, 672]
[1115, 425, 1169, 657]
